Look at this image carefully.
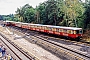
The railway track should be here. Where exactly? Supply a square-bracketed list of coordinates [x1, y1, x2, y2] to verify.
[12, 26, 90, 47]
[0, 32, 35, 60]
[22, 31, 90, 60]
[4, 26, 90, 60]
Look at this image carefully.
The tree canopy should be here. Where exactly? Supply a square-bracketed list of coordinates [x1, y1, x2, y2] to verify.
[1, 0, 90, 29]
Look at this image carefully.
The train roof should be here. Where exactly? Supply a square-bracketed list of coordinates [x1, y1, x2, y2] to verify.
[28, 24, 82, 30]
[29, 24, 51, 26]
[29, 24, 41, 25]
[22, 23, 29, 24]
[4, 20, 14, 22]
[15, 22, 22, 23]
[5, 21, 82, 30]
[29, 24, 82, 30]
[48, 25, 82, 30]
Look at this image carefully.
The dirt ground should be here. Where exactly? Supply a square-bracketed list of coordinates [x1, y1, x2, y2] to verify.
[83, 29, 90, 42]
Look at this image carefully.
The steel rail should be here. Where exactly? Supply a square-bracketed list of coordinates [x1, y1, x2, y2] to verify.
[0, 33, 34, 60]
[6, 26, 90, 59]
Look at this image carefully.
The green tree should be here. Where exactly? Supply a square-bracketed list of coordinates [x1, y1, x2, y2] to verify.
[44, 0, 58, 25]
[15, 4, 35, 23]
[84, 0, 90, 29]
[63, 0, 84, 27]
[24, 8, 35, 23]
[15, 7, 24, 22]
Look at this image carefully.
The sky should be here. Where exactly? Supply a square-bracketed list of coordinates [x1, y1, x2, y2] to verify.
[0, 0, 46, 15]
[0, 0, 85, 15]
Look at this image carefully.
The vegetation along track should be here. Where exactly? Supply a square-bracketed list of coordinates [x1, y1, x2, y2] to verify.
[8, 26, 90, 60]
[0, 32, 35, 60]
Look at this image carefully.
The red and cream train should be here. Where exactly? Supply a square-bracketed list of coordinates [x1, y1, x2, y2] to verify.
[3, 21, 83, 40]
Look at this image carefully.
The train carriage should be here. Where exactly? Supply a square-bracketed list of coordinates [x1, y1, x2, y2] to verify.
[29, 24, 41, 31]
[47, 26, 82, 39]
[30, 25, 35, 30]
[3, 21, 13, 26]
[15, 22, 22, 27]
[4, 21, 83, 40]
[39, 25, 47, 32]
[21, 23, 28, 29]
[10, 21, 16, 26]
[33, 24, 41, 31]
[39, 25, 52, 33]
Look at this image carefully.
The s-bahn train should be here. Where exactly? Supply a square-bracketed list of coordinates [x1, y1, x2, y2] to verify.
[3, 21, 83, 40]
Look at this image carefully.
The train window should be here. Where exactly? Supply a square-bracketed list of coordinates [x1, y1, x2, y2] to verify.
[47, 27, 49, 30]
[42, 27, 44, 29]
[49, 27, 52, 31]
[37, 26, 39, 29]
[44, 27, 45, 29]
[67, 30, 71, 34]
[48, 27, 52, 31]
[48, 27, 50, 30]
[44, 27, 46, 30]
[76, 30, 79, 34]
[37, 26, 38, 28]
[38, 26, 40, 29]
[31, 26, 32, 27]
[39, 26, 41, 29]
[32, 26, 34, 28]
[41, 26, 42, 29]
[71, 30, 74, 34]
[79, 30, 82, 34]
[59, 29, 62, 32]
[64, 29, 67, 33]
[58, 29, 60, 32]
[47, 27, 48, 30]
[74, 30, 76, 34]
[41, 26, 44, 29]
[45, 27, 48, 30]
[76, 30, 82, 34]
[44, 27, 46, 29]
[56, 28, 59, 32]
[35, 26, 37, 28]
[52, 28, 56, 31]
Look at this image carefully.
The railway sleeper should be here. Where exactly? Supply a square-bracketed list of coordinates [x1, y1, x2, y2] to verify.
[56, 51, 70, 60]
[32, 40, 37, 44]
[36, 40, 45, 46]
[22, 34, 85, 59]
[64, 52, 77, 60]
[43, 42, 49, 46]
[41, 42, 49, 46]
[36, 41, 42, 45]
[36, 39, 42, 43]
[65, 51, 84, 60]
[41, 42, 49, 48]
[40, 42, 45, 46]
[46, 46, 56, 53]
[49, 46, 57, 52]
[55, 49, 74, 59]
[38, 41, 57, 53]
[64, 51, 77, 60]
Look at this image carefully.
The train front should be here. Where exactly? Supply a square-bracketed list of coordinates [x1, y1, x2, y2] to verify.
[75, 28, 83, 40]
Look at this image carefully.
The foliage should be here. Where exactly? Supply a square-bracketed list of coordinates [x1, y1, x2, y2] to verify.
[0, 14, 19, 21]
[62, 0, 84, 27]
[1, 0, 90, 30]
[24, 8, 35, 23]
[84, 0, 90, 29]
[15, 4, 35, 23]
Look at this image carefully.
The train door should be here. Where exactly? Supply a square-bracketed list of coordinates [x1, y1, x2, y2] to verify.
[54, 28, 60, 35]
[48, 27, 53, 34]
